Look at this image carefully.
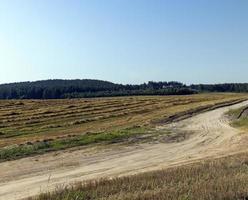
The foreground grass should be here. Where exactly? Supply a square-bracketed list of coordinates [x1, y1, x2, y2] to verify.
[0, 127, 147, 162]
[30, 152, 248, 200]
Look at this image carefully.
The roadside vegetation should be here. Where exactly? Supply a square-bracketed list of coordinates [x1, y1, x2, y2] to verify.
[0, 126, 148, 162]
[227, 106, 248, 131]
[30, 152, 248, 200]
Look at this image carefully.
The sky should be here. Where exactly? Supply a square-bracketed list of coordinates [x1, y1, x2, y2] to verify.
[0, 0, 247, 85]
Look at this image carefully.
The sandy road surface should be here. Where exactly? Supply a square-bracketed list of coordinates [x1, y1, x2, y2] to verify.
[1, 100, 248, 200]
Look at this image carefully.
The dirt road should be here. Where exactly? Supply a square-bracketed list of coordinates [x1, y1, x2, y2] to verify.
[1, 101, 248, 200]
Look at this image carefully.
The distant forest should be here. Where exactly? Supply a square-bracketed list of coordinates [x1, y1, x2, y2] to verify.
[0, 79, 247, 99]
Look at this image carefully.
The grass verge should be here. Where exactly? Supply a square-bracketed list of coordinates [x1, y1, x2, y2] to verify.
[0, 126, 147, 162]
[227, 106, 248, 131]
[29, 152, 248, 200]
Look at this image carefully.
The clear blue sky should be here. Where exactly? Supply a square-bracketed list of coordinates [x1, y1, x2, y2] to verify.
[0, 0, 247, 84]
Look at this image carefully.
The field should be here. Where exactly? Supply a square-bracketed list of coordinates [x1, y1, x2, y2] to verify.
[1, 93, 248, 200]
[0, 93, 246, 146]
[0, 93, 247, 161]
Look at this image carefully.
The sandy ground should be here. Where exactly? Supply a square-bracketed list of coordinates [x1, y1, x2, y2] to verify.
[0, 100, 248, 200]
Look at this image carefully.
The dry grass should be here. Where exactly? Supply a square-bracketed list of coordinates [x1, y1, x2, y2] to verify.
[0, 93, 247, 148]
[30, 152, 248, 200]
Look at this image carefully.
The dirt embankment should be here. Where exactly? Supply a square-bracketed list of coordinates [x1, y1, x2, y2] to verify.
[0, 100, 248, 200]
[153, 98, 247, 124]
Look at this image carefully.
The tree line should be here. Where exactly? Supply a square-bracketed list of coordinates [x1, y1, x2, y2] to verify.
[0, 79, 247, 99]
[190, 83, 248, 93]
[0, 79, 195, 99]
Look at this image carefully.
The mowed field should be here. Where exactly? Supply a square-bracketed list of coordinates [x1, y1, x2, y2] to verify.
[1, 93, 248, 200]
[0, 93, 247, 149]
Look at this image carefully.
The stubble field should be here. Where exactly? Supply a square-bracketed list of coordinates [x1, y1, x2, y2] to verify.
[0, 93, 247, 162]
